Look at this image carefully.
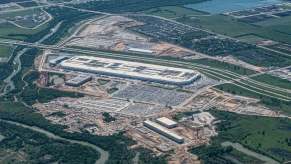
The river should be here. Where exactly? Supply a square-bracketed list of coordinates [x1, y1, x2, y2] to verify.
[0, 22, 62, 96]
[0, 119, 109, 164]
[0, 48, 28, 96]
[0, 20, 110, 164]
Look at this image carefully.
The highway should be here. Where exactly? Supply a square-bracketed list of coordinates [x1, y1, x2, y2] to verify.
[1, 2, 291, 101]
[1, 38, 290, 101]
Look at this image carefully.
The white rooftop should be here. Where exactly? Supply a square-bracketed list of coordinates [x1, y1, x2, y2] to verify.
[144, 120, 183, 140]
[128, 47, 153, 53]
[60, 56, 200, 84]
[157, 117, 177, 126]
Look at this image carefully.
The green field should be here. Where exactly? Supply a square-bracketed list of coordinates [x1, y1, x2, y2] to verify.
[189, 111, 291, 163]
[252, 74, 291, 90]
[177, 15, 291, 44]
[191, 58, 256, 75]
[255, 15, 291, 35]
[212, 111, 291, 162]
[236, 34, 267, 44]
[72, 0, 207, 13]
[16, 1, 39, 7]
[215, 83, 291, 115]
[141, 6, 207, 18]
[0, 21, 49, 40]
[0, 8, 50, 28]
[0, 9, 35, 19]
[0, 44, 12, 58]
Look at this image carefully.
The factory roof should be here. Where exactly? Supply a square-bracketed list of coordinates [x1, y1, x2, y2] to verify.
[60, 56, 199, 84]
[156, 117, 177, 126]
[144, 120, 183, 140]
[128, 47, 153, 54]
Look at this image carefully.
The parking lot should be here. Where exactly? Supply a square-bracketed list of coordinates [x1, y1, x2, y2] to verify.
[113, 84, 192, 106]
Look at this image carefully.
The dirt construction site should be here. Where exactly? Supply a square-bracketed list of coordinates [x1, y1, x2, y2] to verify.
[62, 15, 201, 59]
[29, 12, 291, 163]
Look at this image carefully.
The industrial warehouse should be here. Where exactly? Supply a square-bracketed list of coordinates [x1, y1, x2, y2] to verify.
[59, 56, 201, 85]
[143, 120, 184, 143]
[156, 117, 178, 128]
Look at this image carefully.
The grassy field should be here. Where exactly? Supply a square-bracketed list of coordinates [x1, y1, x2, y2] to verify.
[0, 44, 12, 58]
[231, 79, 291, 99]
[177, 15, 291, 44]
[0, 0, 28, 4]
[0, 8, 52, 40]
[215, 83, 291, 115]
[214, 83, 267, 100]
[0, 8, 50, 27]
[212, 111, 291, 162]
[0, 21, 50, 40]
[251, 74, 291, 90]
[72, 0, 207, 13]
[255, 15, 291, 35]
[0, 8, 36, 19]
[191, 58, 256, 75]
[16, 1, 39, 7]
[141, 6, 207, 18]
[236, 34, 267, 44]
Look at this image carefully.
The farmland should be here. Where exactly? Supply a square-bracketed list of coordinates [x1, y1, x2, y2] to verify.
[0, 44, 12, 59]
[177, 15, 291, 44]
[141, 6, 207, 18]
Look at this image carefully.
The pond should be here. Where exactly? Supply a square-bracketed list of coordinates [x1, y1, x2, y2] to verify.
[185, 0, 283, 14]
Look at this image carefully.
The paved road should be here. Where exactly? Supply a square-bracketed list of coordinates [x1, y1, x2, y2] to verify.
[1, 4, 291, 101]
[1, 38, 291, 101]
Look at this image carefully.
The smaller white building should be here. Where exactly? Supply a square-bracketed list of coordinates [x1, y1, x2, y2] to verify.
[128, 48, 153, 54]
[143, 120, 184, 143]
[156, 117, 177, 128]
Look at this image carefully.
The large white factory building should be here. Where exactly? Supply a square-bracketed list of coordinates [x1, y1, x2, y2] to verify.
[60, 56, 200, 85]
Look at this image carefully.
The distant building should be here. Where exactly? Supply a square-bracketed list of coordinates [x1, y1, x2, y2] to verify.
[65, 74, 92, 87]
[128, 47, 153, 54]
[143, 120, 184, 143]
[156, 117, 177, 128]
